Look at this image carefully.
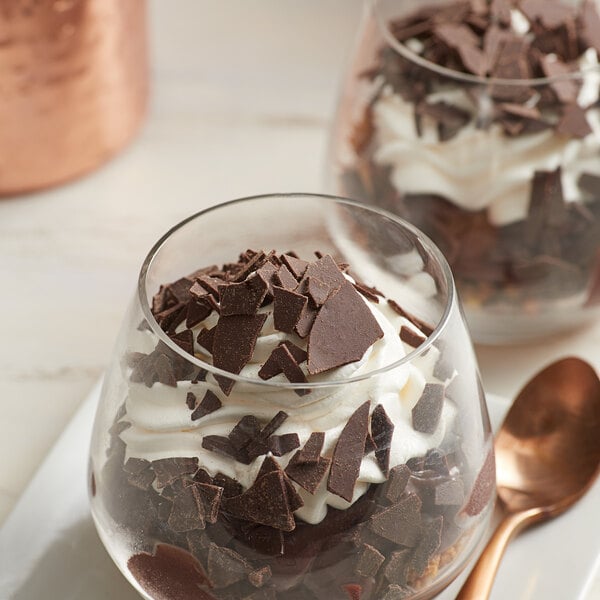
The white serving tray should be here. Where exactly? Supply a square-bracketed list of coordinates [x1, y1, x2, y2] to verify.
[0, 382, 598, 600]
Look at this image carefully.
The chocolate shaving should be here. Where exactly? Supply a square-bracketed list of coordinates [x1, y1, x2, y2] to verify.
[186, 392, 196, 410]
[223, 470, 302, 531]
[191, 390, 222, 421]
[196, 327, 215, 354]
[212, 313, 267, 394]
[285, 432, 331, 494]
[259, 344, 308, 392]
[355, 544, 385, 578]
[411, 516, 443, 576]
[281, 254, 309, 280]
[353, 281, 381, 303]
[219, 275, 269, 316]
[155, 303, 186, 334]
[369, 493, 422, 547]
[151, 457, 199, 489]
[244, 411, 290, 462]
[294, 304, 319, 338]
[387, 299, 434, 337]
[305, 276, 331, 307]
[464, 449, 496, 516]
[269, 433, 301, 456]
[384, 464, 411, 504]
[384, 549, 411, 586]
[371, 404, 395, 476]
[207, 543, 252, 588]
[308, 281, 384, 375]
[255, 261, 279, 295]
[274, 265, 298, 290]
[169, 330, 194, 355]
[186, 298, 213, 329]
[328, 401, 371, 502]
[195, 275, 223, 299]
[231, 250, 267, 282]
[412, 383, 445, 434]
[273, 286, 308, 333]
[168, 482, 223, 532]
[400, 326, 426, 348]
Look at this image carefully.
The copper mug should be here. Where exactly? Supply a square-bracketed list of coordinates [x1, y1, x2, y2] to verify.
[0, 0, 148, 196]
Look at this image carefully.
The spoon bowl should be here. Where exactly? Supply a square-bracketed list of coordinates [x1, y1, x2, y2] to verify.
[457, 357, 600, 600]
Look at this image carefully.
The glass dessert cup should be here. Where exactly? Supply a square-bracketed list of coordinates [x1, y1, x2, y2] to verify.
[88, 193, 495, 600]
[328, 0, 600, 344]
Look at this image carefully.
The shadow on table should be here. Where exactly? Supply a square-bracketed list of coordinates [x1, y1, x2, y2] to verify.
[10, 517, 140, 600]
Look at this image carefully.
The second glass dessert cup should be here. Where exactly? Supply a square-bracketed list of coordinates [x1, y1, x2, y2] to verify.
[328, 0, 600, 343]
[89, 194, 495, 600]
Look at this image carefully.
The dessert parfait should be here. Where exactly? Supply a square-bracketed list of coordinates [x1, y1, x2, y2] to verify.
[331, 0, 600, 342]
[89, 195, 495, 600]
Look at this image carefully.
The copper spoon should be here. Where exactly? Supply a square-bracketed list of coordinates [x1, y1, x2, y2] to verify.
[457, 357, 600, 600]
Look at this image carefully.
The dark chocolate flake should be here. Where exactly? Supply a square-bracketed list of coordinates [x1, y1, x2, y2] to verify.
[219, 275, 269, 316]
[328, 401, 371, 502]
[412, 384, 445, 434]
[384, 465, 410, 503]
[281, 254, 309, 280]
[274, 265, 298, 290]
[169, 330, 194, 356]
[464, 449, 496, 516]
[196, 326, 216, 354]
[151, 457, 199, 489]
[294, 304, 318, 339]
[400, 326, 426, 348]
[268, 433, 301, 456]
[207, 543, 252, 588]
[191, 390, 222, 421]
[273, 286, 307, 333]
[369, 493, 422, 547]
[167, 483, 208, 532]
[185, 297, 213, 329]
[410, 516, 443, 576]
[285, 433, 331, 494]
[212, 313, 267, 394]
[186, 392, 197, 410]
[223, 470, 301, 531]
[387, 299, 434, 337]
[384, 549, 411, 586]
[371, 404, 395, 476]
[308, 282, 383, 375]
[305, 277, 331, 307]
[355, 543, 385, 578]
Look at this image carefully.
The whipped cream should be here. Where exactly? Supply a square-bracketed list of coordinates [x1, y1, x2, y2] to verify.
[121, 294, 455, 525]
[369, 20, 600, 227]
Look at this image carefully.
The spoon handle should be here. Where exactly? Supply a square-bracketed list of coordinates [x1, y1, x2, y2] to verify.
[456, 508, 541, 600]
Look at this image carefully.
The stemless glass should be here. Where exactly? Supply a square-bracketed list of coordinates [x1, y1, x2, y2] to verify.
[327, 0, 600, 343]
[89, 194, 495, 600]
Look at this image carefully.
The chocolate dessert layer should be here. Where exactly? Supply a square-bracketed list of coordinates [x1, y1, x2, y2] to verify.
[94, 249, 494, 600]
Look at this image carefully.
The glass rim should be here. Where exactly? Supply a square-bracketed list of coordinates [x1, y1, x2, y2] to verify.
[371, 0, 600, 87]
[137, 193, 456, 390]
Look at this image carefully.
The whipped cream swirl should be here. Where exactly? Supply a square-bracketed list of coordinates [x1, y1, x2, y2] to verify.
[121, 297, 454, 525]
[371, 26, 600, 226]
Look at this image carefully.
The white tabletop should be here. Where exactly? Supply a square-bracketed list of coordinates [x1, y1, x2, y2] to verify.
[1, 0, 599, 595]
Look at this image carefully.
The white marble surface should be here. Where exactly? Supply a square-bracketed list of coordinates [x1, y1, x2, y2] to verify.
[1, 0, 600, 596]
